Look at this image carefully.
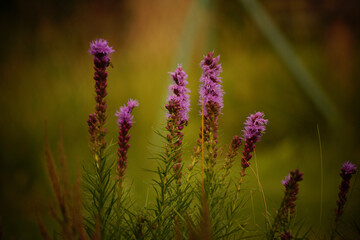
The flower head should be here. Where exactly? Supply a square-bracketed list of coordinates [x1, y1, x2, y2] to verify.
[89, 39, 115, 62]
[116, 99, 139, 126]
[199, 51, 224, 115]
[281, 174, 291, 186]
[341, 161, 357, 175]
[242, 112, 268, 141]
[167, 65, 191, 121]
[127, 99, 140, 109]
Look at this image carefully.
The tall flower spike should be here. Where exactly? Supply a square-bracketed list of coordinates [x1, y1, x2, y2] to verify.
[281, 169, 303, 216]
[334, 161, 357, 226]
[193, 52, 224, 186]
[269, 169, 303, 239]
[240, 112, 268, 173]
[199, 51, 224, 116]
[115, 99, 139, 187]
[165, 66, 191, 183]
[167, 65, 191, 122]
[87, 39, 114, 163]
[86, 39, 114, 236]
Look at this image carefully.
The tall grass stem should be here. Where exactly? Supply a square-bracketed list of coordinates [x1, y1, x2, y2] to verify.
[317, 124, 324, 230]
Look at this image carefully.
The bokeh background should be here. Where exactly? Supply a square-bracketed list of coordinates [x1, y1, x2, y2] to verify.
[1, 0, 360, 238]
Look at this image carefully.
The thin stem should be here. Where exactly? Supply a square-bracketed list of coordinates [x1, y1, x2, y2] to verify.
[249, 164, 269, 227]
[201, 100, 205, 195]
[317, 124, 324, 230]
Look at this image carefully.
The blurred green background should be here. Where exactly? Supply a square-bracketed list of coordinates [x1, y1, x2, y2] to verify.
[1, 0, 360, 238]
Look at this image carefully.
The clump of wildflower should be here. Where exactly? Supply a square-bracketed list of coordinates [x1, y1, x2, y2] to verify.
[240, 112, 268, 175]
[334, 161, 357, 226]
[87, 39, 114, 162]
[194, 52, 224, 180]
[269, 169, 303, 239]
[165, 66, 190, 183]
[115, 99, 139, 187]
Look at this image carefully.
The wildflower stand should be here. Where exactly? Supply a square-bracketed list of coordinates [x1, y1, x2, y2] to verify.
[38, 39, 358, 240]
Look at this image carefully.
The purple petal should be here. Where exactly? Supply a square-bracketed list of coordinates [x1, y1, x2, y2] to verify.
[115, 99, 139, 126]
[342, 161, 357, 175]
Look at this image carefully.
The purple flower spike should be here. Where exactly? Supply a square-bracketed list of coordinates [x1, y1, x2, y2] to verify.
[282, 170, 303, 216]
[165, 66, 190, 183]
[240, 112, 268, 172]
[167, 65, 191, 122]
[199, 51, 224, 116]
[242, 112, 268, 142]
[269, 169, 303, 238]
[87, 39, 114, 162]
[334, 161, 357, 227]
[116, 99, 139, 126]
[89, 39, 115, 63]
[193, 52, 224, 178]
[115, 99, 139, 186]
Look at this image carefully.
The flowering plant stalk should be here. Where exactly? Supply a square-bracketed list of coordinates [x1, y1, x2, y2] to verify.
[148, 66, 192, 239]
[239, 112, 268, 187]
[195, 52, 224, 194]
[231, 112, 268, 220]
[188, 52, 250, 239]
[115, 99, 139, 189]
[165, 65, 190, 184]
[87, 39, 114, 163]
[84, 39, 116, 238]
[268, 169, 303, 239]
[330, 161, 357, 239]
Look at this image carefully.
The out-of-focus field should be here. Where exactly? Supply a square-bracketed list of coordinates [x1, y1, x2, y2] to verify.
[0, 0, 359, 238]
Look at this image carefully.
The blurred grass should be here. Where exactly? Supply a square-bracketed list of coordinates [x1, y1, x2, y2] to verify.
[0, 0, 359, 238]
[240, 0, 342, 128]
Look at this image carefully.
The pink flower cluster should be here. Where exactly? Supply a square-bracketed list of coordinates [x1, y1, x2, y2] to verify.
[167, 65, 191, 122]
[199, 52, 224, 116]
